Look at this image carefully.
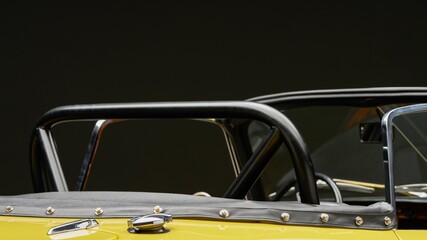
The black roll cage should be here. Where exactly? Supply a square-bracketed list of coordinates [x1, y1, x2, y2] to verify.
[30, 87, 427, 207]
[30, 101, 319, 204]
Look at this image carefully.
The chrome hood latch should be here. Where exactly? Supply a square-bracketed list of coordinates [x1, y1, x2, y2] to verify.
[47, 219, 99, 235]
[127, 213, 173, 233]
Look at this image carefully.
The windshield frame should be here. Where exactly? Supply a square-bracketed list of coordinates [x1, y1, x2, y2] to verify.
[381, 103, 427, 209]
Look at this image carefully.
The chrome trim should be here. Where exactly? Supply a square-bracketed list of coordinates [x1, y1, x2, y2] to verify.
[47, 219, 99, 235]
[222, 128, 241, 177]
[193, 191, 211, 197]
[36, 128, 68, 192]
[4, 206, 13, 213]
[94, 207, 103, 216]
[280, 212, 290, 222]
[219, 209, 230, 218]
[355, 216, 364, 226]
[46, 206, 55, 215]
[381, 103, 427, 209]
[153, 205, 163, 213]
[76, 119, 120, 191]
[320, 213, 329, 223]
[384, 216, 392, 226]
[128, 213, 172, 233]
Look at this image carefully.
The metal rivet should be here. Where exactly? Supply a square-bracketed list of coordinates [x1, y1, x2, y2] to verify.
[94, 207, 104, 216]
[5, 206, 13, 213]
[280, 212, 290, 222]
[219, 209, 229, 218]
[320, 213, 329, 223]
[355, 216, 364, 226]
[384, 216, 392, 226]
[46, 207, 55, 215]
[153, 205, 163, 214]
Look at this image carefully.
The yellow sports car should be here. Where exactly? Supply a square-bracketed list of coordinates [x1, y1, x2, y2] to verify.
[1, 87, 426, 239]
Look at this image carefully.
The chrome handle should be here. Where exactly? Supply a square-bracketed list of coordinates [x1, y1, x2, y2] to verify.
[47, 219, 99, 235]
[127, 213, 172, 233]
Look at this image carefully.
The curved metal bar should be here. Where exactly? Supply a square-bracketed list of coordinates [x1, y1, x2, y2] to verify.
[221, 127, 242, 178]
[248, 87, 427, 109]
[271, 172, 342, 203]
[33, 128, 68, 192]
[381, 103, 427, 209]
[315, 172, 342, 203]
[30, 101, 319, 204]
[75, 119, 121, 191]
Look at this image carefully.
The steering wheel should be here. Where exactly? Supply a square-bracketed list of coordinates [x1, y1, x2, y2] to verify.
[271, 172, 342, 203]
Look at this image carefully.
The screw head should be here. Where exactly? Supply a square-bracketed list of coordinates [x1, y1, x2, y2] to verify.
[5, 206, 13, 213]
[46, 207, 55, 215]
[153, 205, 163, 214]
[384, 216, 392, 226]
[280, 212, 290, 222]
[355, 216, 364, 226]
[94, 207, 104, 216]
[320, 213, 329, 223]
[219, 209, 229, 218]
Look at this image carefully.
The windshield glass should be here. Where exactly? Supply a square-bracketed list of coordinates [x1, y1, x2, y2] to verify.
[392, 111, 427, 199]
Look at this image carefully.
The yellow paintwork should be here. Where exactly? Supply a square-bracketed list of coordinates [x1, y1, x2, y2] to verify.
[393, 230, 427, 240]
[0, 216, 406, 240]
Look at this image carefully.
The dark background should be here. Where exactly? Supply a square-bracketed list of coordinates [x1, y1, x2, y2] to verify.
[2, 1, 427, 194]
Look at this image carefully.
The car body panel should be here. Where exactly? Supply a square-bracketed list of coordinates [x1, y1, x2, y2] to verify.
[394, 230, 427, 240]
[0, 216, 116, 239]
[0, 216, 399, 240]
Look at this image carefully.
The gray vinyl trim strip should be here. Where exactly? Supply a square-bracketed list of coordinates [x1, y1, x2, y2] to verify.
[0, 192, 395, 230]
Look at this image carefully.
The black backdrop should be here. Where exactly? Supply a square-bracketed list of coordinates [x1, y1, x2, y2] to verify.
[2, 1, 427, 194]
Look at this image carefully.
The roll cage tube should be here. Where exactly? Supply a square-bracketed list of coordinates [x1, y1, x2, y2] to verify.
[30, 101, 319, 204]
[75, 119, 122, 191]
[248, 87, 427, 109]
